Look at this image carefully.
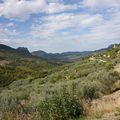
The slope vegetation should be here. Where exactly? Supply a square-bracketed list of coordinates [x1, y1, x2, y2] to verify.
[0, 44, 59, 87]
[0, 44, 120, 120]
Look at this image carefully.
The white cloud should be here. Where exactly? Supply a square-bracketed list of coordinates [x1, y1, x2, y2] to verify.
[0, 0, 46, 19]
[0, 22, 19, 39]
[6, 22, 15, 27]
[30, 4, 120, 52]
[0, 28, 18, 38]
[76, 11, 120, 45]
[82, 0, 120, 9]
[46, 2, 78, 14]
[0, 0, 78, 20]
[31, 13, 103, 38]
[0, 22, 15, 28]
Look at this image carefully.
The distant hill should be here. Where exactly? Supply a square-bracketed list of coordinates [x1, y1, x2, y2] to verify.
[16, 47, 31, 56]
[32, 45, 113, 62]
[32, 50, 93, 62]
[0, 43, 115, 62]
[0, 44, 57, 87]
[0, 44, 32, 59]
[0, 44, 17, 53]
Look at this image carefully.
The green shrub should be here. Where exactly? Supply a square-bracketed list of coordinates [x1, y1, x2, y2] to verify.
[0, 94, 19, 113]
[38, 89, 84, 120]
[81, 84, 100, 100]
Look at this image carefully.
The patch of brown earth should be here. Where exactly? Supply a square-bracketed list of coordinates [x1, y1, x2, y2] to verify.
[0, 60, 9, 66]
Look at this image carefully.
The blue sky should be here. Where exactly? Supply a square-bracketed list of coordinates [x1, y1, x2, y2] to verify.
[0, 0, 120, 53]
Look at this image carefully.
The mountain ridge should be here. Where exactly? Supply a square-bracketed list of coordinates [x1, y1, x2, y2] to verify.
[0, 44, 30, 56]
[0, 43, 117, 62]
[31, 45, 114, 62]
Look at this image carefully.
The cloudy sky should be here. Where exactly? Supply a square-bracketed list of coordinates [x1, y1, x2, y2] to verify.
[0, 0, 120, 52]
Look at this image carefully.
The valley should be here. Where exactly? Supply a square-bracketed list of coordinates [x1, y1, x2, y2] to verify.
[0, 44, 120, 120]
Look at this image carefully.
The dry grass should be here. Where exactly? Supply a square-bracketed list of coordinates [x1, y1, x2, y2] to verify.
[0, 60, 9, 66]
[114, 64, 120, 73]
[85, 64, 120, 117]
[88, 90, 120, 116]
[0, 112, 41, 120]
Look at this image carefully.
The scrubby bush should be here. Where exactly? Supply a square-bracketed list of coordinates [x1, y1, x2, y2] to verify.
[38, 88, 84, 120]
[81, 83, 100, 100]
[0, 93, 19, 113]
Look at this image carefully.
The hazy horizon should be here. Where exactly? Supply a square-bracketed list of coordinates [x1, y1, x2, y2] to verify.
[0, 42, 119, 54]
